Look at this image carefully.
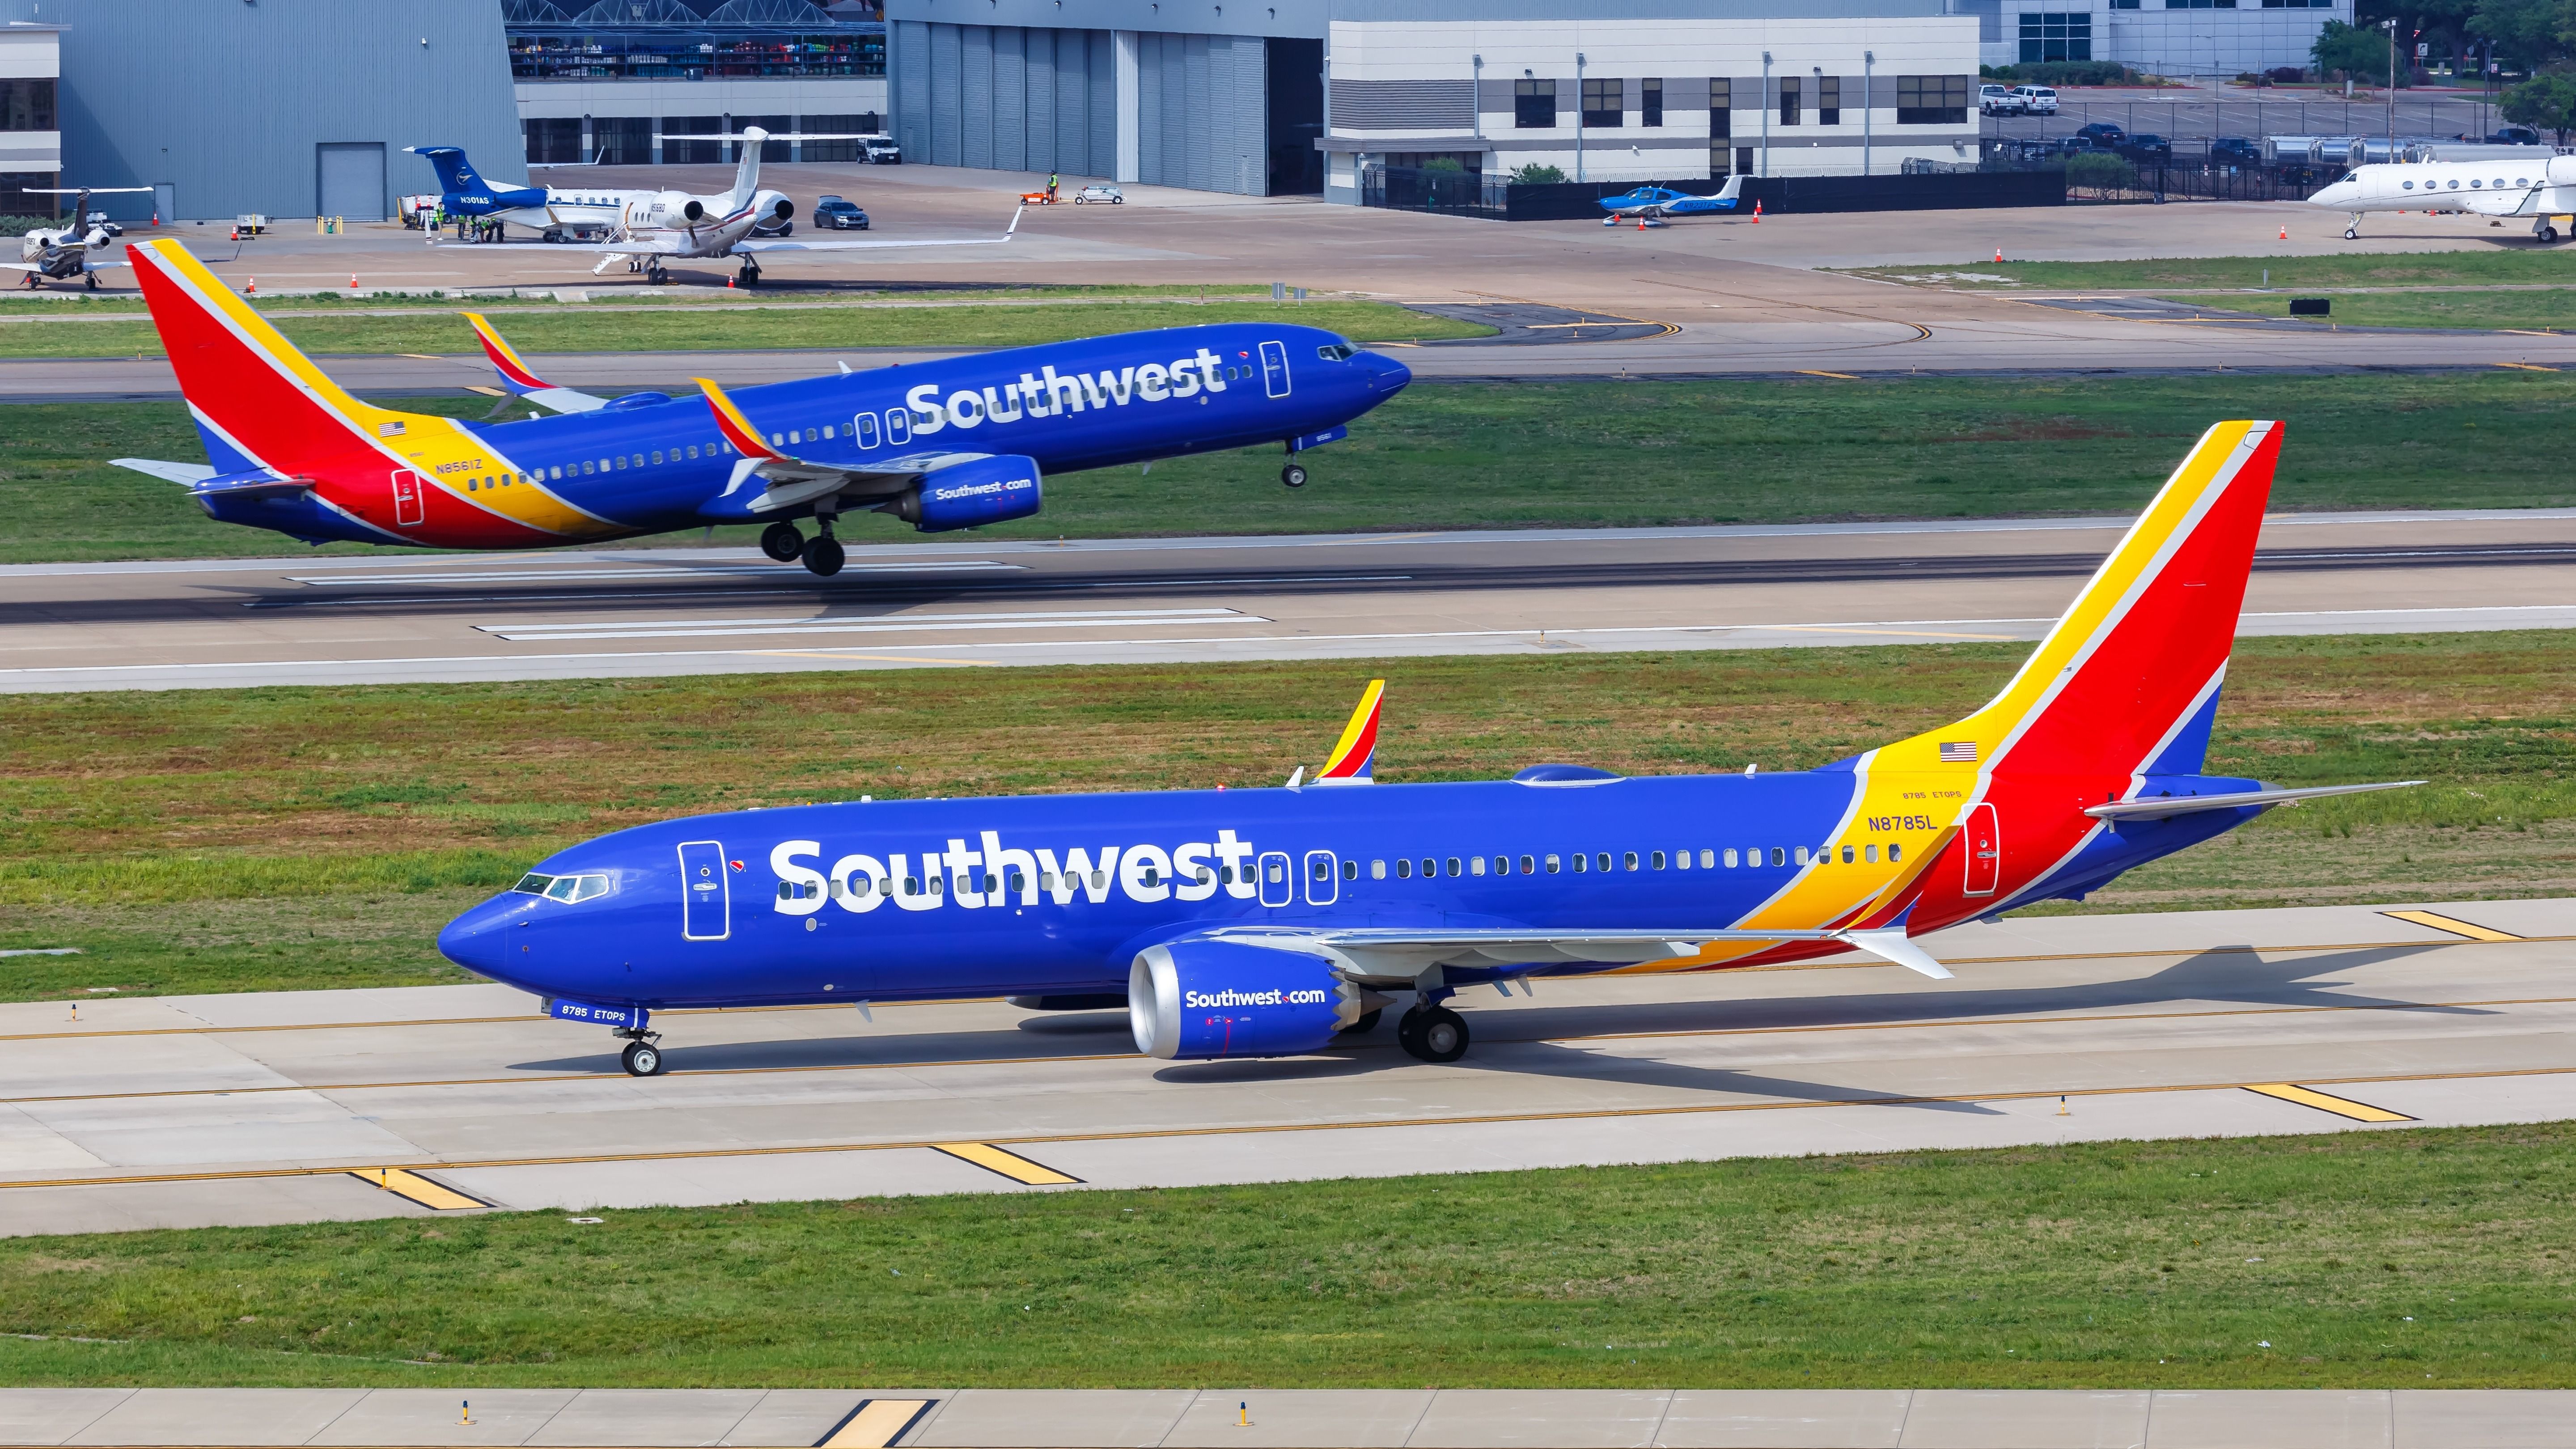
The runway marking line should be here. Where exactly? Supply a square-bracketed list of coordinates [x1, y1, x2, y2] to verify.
[754, 651, 999, 667]
[2494, 361, 2559, 372]
[5, 935, 2562, 1046]
[1793, 369, 1861, 380]
[349, 1167, 490, 1211]
[11, 993, 2576, 1110]
[2242, 1083, 2415, 1123]
[2382, 909, 2522, 942]
[6, 1062, 2565, 1196]
[930, 1141, 1084, 1186]
[818, 1399, 936, 1449]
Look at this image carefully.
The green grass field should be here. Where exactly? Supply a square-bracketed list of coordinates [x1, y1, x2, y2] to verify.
[1841, 250, 2576, 291]
[11, 371, 2576, 563]
[2150, 289, 2576, 330]
[3, 1123, 2571, 1387]
[4, 632, 2569, 1002]
[0, 281, 1278, 316]
[0, 298, 1483, 360]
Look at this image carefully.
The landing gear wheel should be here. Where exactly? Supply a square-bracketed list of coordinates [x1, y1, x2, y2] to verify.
[621, 1040, 665, 1076]
[759, 521, 805, 562]
[1281, 463, 1309, 488]
[2546, 226, 2562, 244]
[1396, 1005, 1469, 1063]
[802, 534, 846, 577]
[2344, 227, 2358, 240]
[84, 271, 98, 290]
[1337, 1007, 1384, 1036]
[738, 263, 762, 287]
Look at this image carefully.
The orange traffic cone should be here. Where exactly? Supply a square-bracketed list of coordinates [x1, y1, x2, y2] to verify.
[1636, 216, 1647, 230]
[348, 273, 359, 290]
[245, 277, 255, 295]
[2279, 225, 2288, 239]
[1994, 248, 2004, 263]
[228, 225, 238, 241]
[1751, 199, 1762, 224]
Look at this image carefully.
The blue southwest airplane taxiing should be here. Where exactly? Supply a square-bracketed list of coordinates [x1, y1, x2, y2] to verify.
[438, 421, 2419, 1076]
[106, 240, 1411, 576]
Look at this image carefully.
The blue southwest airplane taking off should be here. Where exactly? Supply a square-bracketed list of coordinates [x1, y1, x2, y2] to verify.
[107, 240, 1411, 576]
[439, 422, 2418, 1076]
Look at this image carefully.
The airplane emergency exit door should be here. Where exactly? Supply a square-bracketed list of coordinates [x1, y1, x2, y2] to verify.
[1962, 803, 2000, 897]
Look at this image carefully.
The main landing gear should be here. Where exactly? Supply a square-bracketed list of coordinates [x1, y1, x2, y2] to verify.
[757, 519, 845, 576]
[737, 259, 763, 287]
[759, 520, 804, 562]
[616, 1027, 667, 1076]
[1396, 1003, 1470, 1063]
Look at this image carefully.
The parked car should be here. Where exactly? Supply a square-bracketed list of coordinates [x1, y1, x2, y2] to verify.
[2487, 125, 2542, 146]
[2119, 133, 2172, 160]
[2055, 135, 2100, 155]
[1073, 183, 1124, 204]
[1979, 84, 2024, 115]
[2209, 136, 2262, 166]
[2076, 121, 2127, 145]
[2010, 85, 2059, 114]
[859, 134, 902, 164]
[813, 195, 869, 229]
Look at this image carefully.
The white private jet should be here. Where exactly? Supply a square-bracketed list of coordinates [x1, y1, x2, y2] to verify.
[2308, 154, 2576, 242]
[5, 186, 154, 289]
[488, 126, 1017, 284]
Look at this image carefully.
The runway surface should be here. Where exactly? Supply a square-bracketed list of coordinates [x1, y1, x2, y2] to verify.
[2, 897, 2568, 1237]
[6, 510, 2574, 691]
[4, 1386, 2568, 1449]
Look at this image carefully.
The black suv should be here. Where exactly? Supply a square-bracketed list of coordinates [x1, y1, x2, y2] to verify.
[2119, 133, 2172, 160]
[2209, 136, 2261, 166]
[815, 195, 870, 230]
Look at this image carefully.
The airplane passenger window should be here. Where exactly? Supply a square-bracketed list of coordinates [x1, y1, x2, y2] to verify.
[823, 425, 836, 439]
[1519, 855, 1535, 874]
[1794, 847, 1809, 864]
[1396, 858, 1411, 878]
[1624, 852, 1640, 871]
[1842, 846, 1856, 863]
[650, 451, 663, 466]
[2403, 180, 2414, 189]
[1471, 856, 1487, 876]
[1652, 851, 1666, 869]
[466, 480, 477, 492]
[1596, 852, 1612, 872]
[1310, 858, 1328, 881]
[1371, 860, 1386, 879]
[1865, 844, 1879, 862]
[1420, 857, 1435, 877]
[856, 414, 880, 448]
[1446, 856, 1462, 876]
[1571, 853, 1587, 873]
[1771, 847, 1786, 866]
[1545, 854, 1561, 873]
[1699, 848, 1715, 868]
[1889, 843, 1902, 862]
[581, 461, 594, 475]
[1723, 849, 1739, 868]
[1343, 859, 1358, 880]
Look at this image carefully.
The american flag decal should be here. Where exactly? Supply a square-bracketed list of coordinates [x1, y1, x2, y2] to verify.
[1938, 741, 1978, 763]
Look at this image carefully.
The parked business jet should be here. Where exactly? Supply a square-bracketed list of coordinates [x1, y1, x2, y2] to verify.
[438, 421, 2418, 1076]
[405, 146, 649, 241]
[107, 240, 1409, 575]
[2307, 155, 2576, 240]
[4, 186, 154, 289]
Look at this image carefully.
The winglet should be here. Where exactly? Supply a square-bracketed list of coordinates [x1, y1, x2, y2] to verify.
[691, 376, 787, 462]
[1312, 678, 1385, 785]
[466, 313, 608, 413]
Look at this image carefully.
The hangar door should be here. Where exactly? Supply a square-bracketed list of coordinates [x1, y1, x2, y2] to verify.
[317, 142, 387, 221]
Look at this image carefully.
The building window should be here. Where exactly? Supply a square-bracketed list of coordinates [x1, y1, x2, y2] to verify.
[661, 116, 724, 164]
[1515, 78, 1557, 129]
[798, 115, 881, 163]
[1582, 76, 1621, 127]
[1818, 75, 1841, 126]
[523, 118, 582, 165]
[0, 79, 54, 132]
[2167, 0, 2238, 8]
[2018, 13, 2093, 62]
[1779, 75, 1801, 126]
[593, 117, 652, 165]
[1895, 75, 1971, 124]
[2110, 0, 2140, 7]
[2260, 0, 2330, 6]
[1642, 78, 1664, 127]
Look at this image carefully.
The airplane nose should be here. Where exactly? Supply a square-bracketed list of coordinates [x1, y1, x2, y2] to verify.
[437, 896, 519, 981]
[1360, 351, 1412, 394]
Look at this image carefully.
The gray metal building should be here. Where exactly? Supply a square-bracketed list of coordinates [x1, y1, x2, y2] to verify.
[2, 0, 520, 222]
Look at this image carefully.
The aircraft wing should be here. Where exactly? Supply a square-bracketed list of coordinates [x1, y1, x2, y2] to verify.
[110, 458, 218, 485]
[463, 312, 610, 413]
[732, 203, 1024, 254]
[690, 375, 972, 515]
[1198, 923, 1955, 981]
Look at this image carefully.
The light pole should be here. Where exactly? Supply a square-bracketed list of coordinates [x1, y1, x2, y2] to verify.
[1760, 50, 1772, 177]
[1863, 49, 1874, 176]
[1472, 53, 1483, 144]
[1576, 51, 1587, 182]
[2385, 18, 2397, 159]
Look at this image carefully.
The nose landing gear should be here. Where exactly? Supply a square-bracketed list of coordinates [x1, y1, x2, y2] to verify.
[615, 1028, 667, 1076]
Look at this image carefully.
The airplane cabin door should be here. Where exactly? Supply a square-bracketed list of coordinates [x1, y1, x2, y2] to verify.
[1256, 851, 1292, 907]
[1962, 802, 2001, 897]
[678, 839, 731, 940]
[390, 470, 427, 527]
[1259, 339, 1290, 398]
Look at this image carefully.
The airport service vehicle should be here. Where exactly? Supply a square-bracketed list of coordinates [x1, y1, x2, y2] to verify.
[1074, 184, 1124, 204]
[438, 423, 2419, 1076]
[1596, 177, 1744, 224]
[814, 195, 869, 229]
[3, 186, 153, 290]
[1979, 84, 2024, 115]
[860, 134, 902, 164]
[2010, 85, 2059, 114]
[2307, 154, 2576, 240]
[109, 238, 1411, 576]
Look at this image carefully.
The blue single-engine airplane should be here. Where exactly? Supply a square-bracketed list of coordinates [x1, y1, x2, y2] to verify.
[438, 419, 2418, 1076]
[1598, 177, 1744, 225]
[108, 240, 1411, 576]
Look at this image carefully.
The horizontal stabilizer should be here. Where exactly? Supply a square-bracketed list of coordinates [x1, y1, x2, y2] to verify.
[2086, 780, 2423, 821]
[110, 458, 217, 485]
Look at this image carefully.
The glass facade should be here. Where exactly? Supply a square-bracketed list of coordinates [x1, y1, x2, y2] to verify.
[504, 0, 885, 81]
[2018, 12, 2093, 62]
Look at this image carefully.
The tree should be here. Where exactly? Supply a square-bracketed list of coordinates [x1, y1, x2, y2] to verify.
[2313, 19, 2396, 82]
[2467, 0, 2576, 70]
[1508, 162, 1566, 184]
[2064, 151, 2138, 197]
[2504, 68, 2576, 138]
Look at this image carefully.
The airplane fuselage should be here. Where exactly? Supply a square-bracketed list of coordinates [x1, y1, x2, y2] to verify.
[192, 322, 1410, 548]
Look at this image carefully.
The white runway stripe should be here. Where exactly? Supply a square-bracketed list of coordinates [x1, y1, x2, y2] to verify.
[480, 606, 1259, 642]
[288, 561, 1022, 585]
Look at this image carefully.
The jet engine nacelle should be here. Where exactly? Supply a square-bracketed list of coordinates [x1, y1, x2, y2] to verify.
[1128, 938, 1354, 1060]
[2549, 155, 2576, 187]
[890, 455, 1043, 533]
[681, 198, 705, 222]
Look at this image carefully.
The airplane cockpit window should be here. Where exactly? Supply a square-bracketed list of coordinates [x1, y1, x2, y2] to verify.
[1316, 343, 1358, 361]
[541, 873, 612, 903]
[513, 873, 554, 895]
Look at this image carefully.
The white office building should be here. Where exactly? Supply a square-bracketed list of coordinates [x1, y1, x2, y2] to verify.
[1958, 0, 2351, 79]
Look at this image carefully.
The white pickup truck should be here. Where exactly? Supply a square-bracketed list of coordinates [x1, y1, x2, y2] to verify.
[1979, 84, 2024, 115]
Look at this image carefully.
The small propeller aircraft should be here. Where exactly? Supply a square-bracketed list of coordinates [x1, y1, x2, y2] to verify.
[1596, 177, 1744, 226]
[6, 186, 154, 289]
